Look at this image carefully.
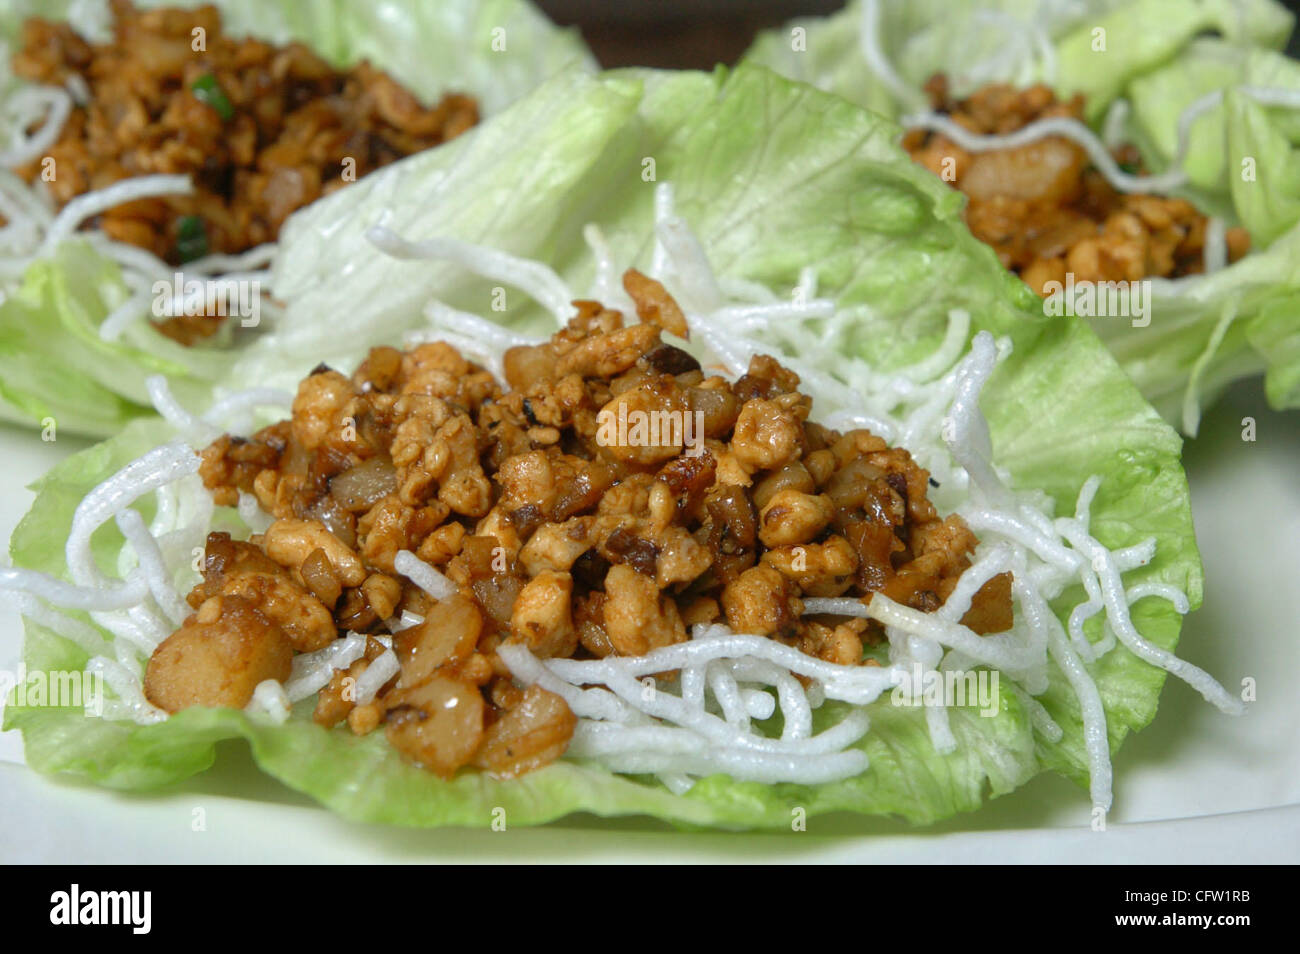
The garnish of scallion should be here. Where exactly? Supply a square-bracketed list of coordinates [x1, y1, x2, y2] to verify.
[176, 215, 209, 263]
[190, 73, 234, 121]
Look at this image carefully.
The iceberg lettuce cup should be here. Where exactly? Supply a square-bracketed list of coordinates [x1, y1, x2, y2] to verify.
[0, 0, 593, 437]
[747, 0, 1300, 434]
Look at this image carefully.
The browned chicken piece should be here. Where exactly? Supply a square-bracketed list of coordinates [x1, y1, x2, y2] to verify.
[962, 139, 1087, 205]
[509, 570, 578, 658]
[602, 564, 688, 655]
[263, 517, 366, 587]
[186, 530, 335, 651]
[879, 514, 979, 612]
[198, 435, 284, 508]
[10, 0, 477, 343]
[762, 535, 858, 598]
[622, 269, 690, 338]
[217, 569, 336, 653]
[314, 658, 365, 728]
[904, 75, 1249, 293]
[384, 676, 485, 778]
[798, 620, 867, 668]
[311, 635, 393, 728]
[474, 685, 578, 778]
[730, 397, 805, 472]
[144, 595, 293, 711]
[961, 572, 1016, 635]
[757, 489, 834, 548]
[162, 271, 1016, 778]
[721, 565, 804, 638]
[394, 594, 482, 689]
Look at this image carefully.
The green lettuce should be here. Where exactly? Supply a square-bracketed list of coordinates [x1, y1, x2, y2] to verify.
[0, 240, 232, 434]
[5, 65, 1203, 829]
[1106, 38, 1300, 426]
[0, 0, 594, 114]
[745, 0, 1300, 431]
[1122, 39, 1300, 245]
[0, 0, 593, 438]
[1092, 221, 1300, 430]
[745, 0, 1292, 121]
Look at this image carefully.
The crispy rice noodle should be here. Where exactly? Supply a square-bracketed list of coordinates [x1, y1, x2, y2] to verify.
[0, 183, 1242, 816]
[859, 3, 1300, 225]
[898, 87, 1300, 198]
[0, 166, 281, 338]
[858, 0, 1300, 194]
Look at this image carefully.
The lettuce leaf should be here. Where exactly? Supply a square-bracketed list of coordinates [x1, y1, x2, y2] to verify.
[744, 1, 1300, 432]
[5, 66, 1203, 829]
[0, 0, 594, 112]
[1099, 41, 1300, 425]
[1054, 0, 1294, 122]
[745, 0, 1292, 121]
[1126, 40, 1300, 245]
[0, 241, 232, 434]
[0, 0, 593, 438]
[1091, 219, 1300, 431]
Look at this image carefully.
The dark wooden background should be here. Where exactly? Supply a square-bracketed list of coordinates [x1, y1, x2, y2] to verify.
[536, 0, 845, 68]
[536, 0, 1300, 68]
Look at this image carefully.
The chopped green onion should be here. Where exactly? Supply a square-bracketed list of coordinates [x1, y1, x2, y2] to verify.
[176, 215, 209, 263]
[191, 73, 234, 121]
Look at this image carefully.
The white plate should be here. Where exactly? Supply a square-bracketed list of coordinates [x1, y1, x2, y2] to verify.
[1, 379, 1297, 862]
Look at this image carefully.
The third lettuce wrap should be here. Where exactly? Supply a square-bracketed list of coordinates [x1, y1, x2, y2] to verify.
[746, 0, 1300, 433]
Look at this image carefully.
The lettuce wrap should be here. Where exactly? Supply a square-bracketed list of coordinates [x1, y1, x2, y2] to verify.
[746, 0, 1300, 433]
[0, 0, 594, 438]
[2, 65, 1240, 830]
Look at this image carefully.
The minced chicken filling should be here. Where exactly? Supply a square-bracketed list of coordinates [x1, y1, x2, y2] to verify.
[903, 74, 1250, 295]
[144, 270, 1013, 778]
[11, 0, 477, 342]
